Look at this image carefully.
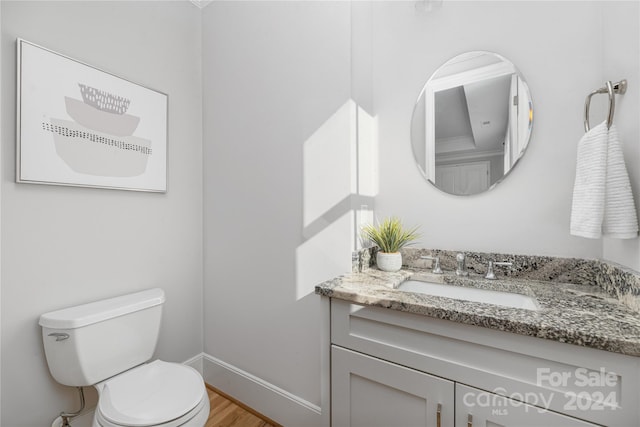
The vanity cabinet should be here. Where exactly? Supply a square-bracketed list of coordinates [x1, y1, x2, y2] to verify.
[330, 299, 639, 427]
[332, 346, 454, 427]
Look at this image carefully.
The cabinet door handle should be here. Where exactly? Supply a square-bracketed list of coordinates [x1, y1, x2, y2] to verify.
[467, 414, 473, 427]
[436, 403, 441, 427]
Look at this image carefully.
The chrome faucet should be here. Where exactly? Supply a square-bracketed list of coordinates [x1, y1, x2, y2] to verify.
[455, 253, 468, 276]
[485, 260, 513, 280]
[420, 255, 443, 274]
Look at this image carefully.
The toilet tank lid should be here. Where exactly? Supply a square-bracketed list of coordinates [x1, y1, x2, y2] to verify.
[39, 288, 165, 329]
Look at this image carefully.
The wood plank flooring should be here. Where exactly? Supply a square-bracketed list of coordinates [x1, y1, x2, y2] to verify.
[205, 386, 279, 427]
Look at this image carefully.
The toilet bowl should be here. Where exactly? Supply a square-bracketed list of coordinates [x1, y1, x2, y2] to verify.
[39, 289, 209, 427]
[92, 361, 209, 427]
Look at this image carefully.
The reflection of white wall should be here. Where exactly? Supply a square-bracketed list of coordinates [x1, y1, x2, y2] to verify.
[435, 86, 473, 143]
[1, 3, 204, 426]
[369, 1, 615, 257]
[464, 74, 510, 152]
[434, 74, 511, 157]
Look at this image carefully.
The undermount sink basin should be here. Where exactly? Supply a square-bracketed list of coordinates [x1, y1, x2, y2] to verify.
[397, 280, 540, 311]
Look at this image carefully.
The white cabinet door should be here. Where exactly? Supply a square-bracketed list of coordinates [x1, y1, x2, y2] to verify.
[455, 384, 599, 427]
[435, 165, 457, 194]
[458, 161, 490, 194]
[332, 346, 454, 427]
[435, 161, 489, 195]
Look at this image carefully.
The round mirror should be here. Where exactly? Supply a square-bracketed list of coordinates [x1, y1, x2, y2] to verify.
[411, 51, 533, 196]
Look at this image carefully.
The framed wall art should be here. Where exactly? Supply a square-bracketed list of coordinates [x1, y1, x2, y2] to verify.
[16, 38, 168, 192]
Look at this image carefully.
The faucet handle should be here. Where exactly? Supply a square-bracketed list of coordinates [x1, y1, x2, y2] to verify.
[485, 260, 513, 280]
[420, 255, 443, 274]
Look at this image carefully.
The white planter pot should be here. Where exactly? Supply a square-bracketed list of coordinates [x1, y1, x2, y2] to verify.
[376, 252, 402, 272]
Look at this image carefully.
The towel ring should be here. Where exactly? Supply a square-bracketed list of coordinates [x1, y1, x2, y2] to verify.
[584, 79, 627, 132]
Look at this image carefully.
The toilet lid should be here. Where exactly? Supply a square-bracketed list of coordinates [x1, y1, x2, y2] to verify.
[98, 360, 204, 427]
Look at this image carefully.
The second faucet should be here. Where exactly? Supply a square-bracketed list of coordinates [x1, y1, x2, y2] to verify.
[456, 253, 468, 276]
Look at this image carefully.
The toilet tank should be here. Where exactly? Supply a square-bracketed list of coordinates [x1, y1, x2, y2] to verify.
[39, 288, 165, 387]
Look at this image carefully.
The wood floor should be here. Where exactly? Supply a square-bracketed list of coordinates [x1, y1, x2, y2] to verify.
[205, 386, 279, 427]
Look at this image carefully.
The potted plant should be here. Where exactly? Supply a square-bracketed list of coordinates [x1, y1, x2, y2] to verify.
[361, 217, 421, 272]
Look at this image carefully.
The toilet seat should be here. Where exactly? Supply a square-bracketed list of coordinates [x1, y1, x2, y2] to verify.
[95, 396, 209, 427]
[94, 360, 208, 427]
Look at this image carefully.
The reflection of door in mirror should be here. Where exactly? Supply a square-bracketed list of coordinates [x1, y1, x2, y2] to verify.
[435, 161, 489, 195]
[428, 57, 512, 196]
[505, 75, 531, 173]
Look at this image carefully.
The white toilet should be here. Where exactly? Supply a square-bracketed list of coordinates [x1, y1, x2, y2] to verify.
[39, 288, 210, 427]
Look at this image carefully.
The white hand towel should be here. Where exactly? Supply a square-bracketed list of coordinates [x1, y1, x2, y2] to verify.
[570, 121, 608, 238]
[570, 121, 639, 239]
[602, 124, 639, 238]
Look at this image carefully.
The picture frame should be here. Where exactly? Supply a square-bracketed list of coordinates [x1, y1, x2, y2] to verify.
[16, 38, 168, 192]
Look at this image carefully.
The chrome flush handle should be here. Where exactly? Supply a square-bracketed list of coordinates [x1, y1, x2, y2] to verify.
[48, 332, 70, 342]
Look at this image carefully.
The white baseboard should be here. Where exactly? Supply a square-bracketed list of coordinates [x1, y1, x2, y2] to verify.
[202, 353, 326, 427]
[182, 352, 205, 376]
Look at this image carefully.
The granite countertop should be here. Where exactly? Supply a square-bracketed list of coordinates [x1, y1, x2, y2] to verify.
[315, 267, 640, 357]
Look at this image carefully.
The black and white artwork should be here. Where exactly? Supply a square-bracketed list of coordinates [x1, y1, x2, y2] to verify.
[17, 39, 167, 192]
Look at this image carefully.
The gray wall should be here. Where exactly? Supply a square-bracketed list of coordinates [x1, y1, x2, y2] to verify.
[201, 1, 640, 424]
[602, 2, 640, 269]
[368, 1, 635, 259]
[202, 1, 351, 424]
[1, 2, 203, 426]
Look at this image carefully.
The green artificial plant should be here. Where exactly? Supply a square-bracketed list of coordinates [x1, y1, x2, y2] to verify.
[361, 217, 420, 254]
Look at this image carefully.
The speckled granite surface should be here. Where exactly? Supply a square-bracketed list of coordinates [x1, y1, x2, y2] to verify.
[323, 248, 640, 356]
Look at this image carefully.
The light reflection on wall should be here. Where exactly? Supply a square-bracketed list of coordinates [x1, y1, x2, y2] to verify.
[296, 100, 377, 300]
